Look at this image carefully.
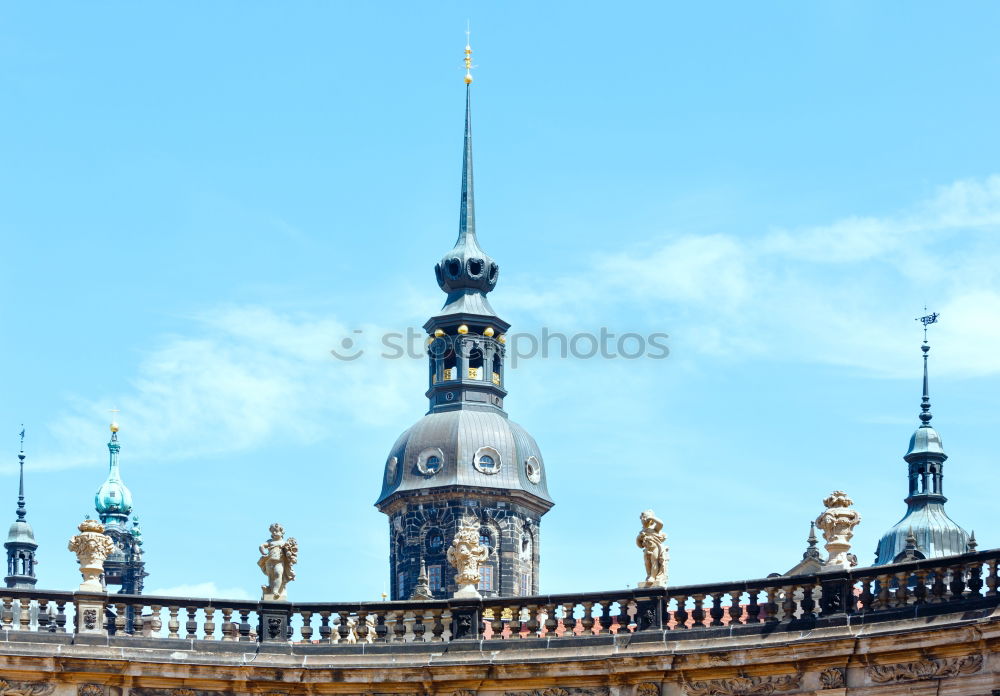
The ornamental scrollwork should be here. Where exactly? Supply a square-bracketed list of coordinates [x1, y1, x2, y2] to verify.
[818, 668, 845, 689]
[78, 686, 105, 696]
[683, 674, 801, 696]
[0, 681, 55, 696]
[636, 684, 660, 696]
[867, 654, 983, 683]
[505, 689, 609, 696]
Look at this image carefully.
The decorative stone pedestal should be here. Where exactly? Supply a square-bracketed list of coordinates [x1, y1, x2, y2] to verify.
[75, 595, 107, 636]
[453, 583, 481, 599]
[258, 603, 290, 642]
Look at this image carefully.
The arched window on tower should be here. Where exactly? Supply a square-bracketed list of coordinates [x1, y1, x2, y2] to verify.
[468, 343, 484, 380]
[492, 353, 502, 386]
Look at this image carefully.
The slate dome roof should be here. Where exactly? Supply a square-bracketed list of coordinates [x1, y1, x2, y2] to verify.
[376, 409, 552, 508]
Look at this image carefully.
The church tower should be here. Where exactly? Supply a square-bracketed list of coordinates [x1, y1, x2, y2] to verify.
[95, 421, 147, 593]
[5, 430, 37, 589]
[375, 43, 554, 599]
[874, 315, 970, 564]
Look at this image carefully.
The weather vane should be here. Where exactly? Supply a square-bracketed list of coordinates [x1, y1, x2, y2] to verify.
[916, 307, 939, 343]
[18, 425, 24, 452]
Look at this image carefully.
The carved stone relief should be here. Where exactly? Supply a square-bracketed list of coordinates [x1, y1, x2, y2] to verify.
[506, 689, 611, 696]
[867, 654, 983, 683]
[0, 681, 55, 696]
[77, 686, 106, 696]
[683, 674, 801, 696]
[818, 668, 845, 689]
[636, 684, 660, 696]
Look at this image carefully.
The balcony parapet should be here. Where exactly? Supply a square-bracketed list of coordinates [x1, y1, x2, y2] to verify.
[0, 548, 996, 649]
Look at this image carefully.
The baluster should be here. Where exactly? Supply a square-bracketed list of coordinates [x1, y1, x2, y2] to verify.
[561, 602, 576, 636]
[488, 605, 503, 639]
[219, 608, 235, 641]
[875, 574, 892, 610]
[524, 603, 540, 637]
[391, 611, 408, 643]
[949, 565, 966, 600]
[858, 577, 874, 612]
[402, 610, 416, 642]
[709, 592, 725, 626]
[54, 601, 67, 632]
[356, 609, 371, 643]
[781, 585, 797, 621]
[430, 608, 445, 642]
[375, 610, 389, 643]
[543, 602, 558, 637]
[673, 595, 689, 628]
[382, 610, 398, 643]
[440, 608, 453, 642]
[986, 560, 998, 596]
[318, 610, 332, 642]
[18, 599, 31, 631]
[337, 610, 351, 643]
[745, 590, 761, 624]
[691, 594, 706, 628]
[185, 606, 198, 639]
[894, 571, 910, 607]
[510, 604, 525, 637]
[762, 587, 778, 623]
[727, 590, 743, 625]
[930, 569, 947, 603]
[166, 606, 180, 638]
[799, 582, 816, 617]
[299, 610, 314, 643]
[203, 607, 216, 640]
[967, 562, 984, 597]
[37, 600, 50, 633]
[237, 609, 251, 641]
[912, 571, 929, 605]
[111, 602, 124, 635]
[1, 597, 15, 630]
[412, 608, 426, 642]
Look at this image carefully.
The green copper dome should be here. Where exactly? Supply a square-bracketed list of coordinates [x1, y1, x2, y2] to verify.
[95, 425, 133, 525]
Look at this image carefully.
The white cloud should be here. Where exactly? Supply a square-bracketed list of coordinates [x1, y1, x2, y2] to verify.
[145, 582, 253, 601]
[37, 307, 424, 471]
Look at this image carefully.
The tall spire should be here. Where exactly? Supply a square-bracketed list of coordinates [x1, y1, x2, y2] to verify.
[917, 310, 938, 426]
[5, 426, 37, 588]
[874, 310, 969, 565]
[15, 426, 25, 522]
[459, 39, 476, 244]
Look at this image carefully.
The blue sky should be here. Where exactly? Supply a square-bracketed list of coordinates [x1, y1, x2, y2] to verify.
[1, 2, 999, 600]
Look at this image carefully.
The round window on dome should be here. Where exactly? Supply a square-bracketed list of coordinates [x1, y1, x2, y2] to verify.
[525, 456, 542, 483]
[416, 447, 445, 476]
[473, 446, 502, 474]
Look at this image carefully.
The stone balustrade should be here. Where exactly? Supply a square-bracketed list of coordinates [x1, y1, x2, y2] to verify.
[0, 548, 996, 648]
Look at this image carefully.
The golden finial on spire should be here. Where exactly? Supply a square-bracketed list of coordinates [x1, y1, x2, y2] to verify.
[464, 23, 474, 84]
[109, 408, 120, 433]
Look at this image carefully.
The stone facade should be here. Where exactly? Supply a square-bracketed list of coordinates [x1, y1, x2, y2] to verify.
[0, 602, 997, 695]
[385, 491, 541, 599]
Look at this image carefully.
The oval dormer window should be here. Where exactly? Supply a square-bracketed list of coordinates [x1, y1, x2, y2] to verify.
[525, 455, 542, 484]
[416, 447, 445, 476]
[473, 446, 502, 474]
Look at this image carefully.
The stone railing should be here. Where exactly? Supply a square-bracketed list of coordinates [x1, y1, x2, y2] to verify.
[0, 548, 996, 647]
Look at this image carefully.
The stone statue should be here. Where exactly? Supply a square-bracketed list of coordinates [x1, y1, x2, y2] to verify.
[447, 515, 489, 598]
[636, 509, 669, 588]
[257, 523, 298, 601]
[815, 491, 861, 571]
[68, 518, 116, 592]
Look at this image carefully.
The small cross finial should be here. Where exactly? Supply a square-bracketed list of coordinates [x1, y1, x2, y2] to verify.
[18, 425, 24, 453]
[463, 24, 475, 84]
